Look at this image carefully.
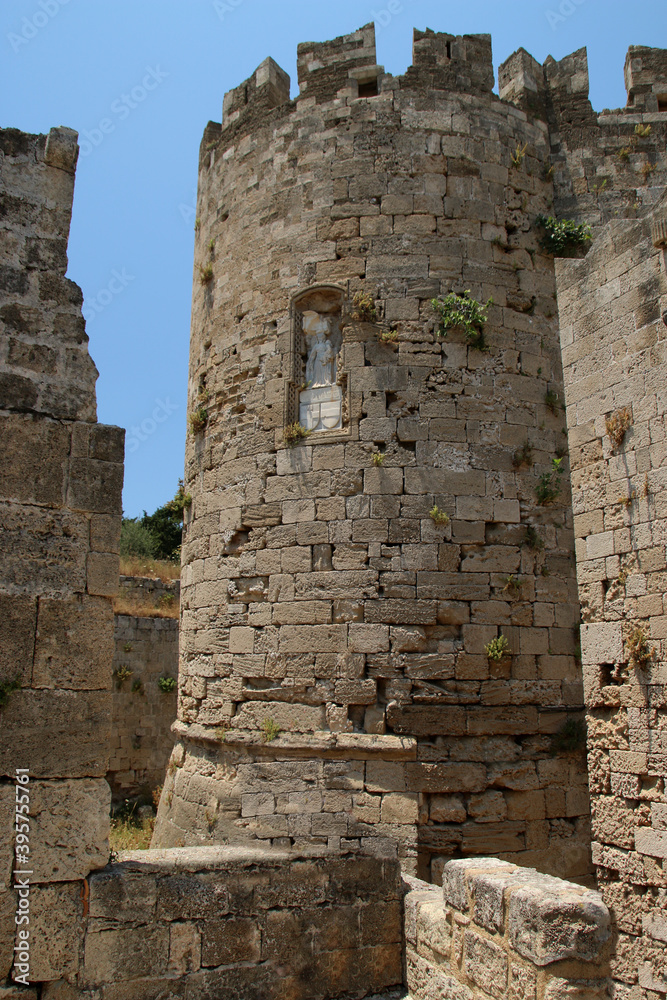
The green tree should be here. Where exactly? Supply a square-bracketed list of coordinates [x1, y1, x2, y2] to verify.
[139, 480, 190, 561]
[120, 518, 157, 558]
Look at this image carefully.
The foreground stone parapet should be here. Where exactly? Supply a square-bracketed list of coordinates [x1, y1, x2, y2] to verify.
[38, 846, 403, 998]
[405, 858, 611, 1000]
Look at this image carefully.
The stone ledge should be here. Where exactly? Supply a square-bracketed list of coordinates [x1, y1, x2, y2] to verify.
[172, 719, 417, 758]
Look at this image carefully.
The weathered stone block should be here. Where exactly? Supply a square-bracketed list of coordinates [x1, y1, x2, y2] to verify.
[200, 917, 260, 966]
[0, 414, 69, 505]
[29, 881, 84, 982]
[87, 551, 120, 597]
[543, 979, 610, 1000]
[0, 594, 36, 687]
[89, 868, 157, 924]
[83, 924, 169, 984]
[464, 929, 508, 998]
[33, 595, 114, 689]
[508, 880, 610, 965]
[28, 778, 110, 881]
[0, 689, 110, 778]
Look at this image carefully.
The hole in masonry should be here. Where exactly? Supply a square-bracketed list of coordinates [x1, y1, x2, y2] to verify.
[358, 78, 378, 98]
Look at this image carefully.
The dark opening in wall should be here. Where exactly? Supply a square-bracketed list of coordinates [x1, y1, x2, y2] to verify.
[358, 78, 378, 98]
[446, 41, 452, 59]
[658, 95, 667, 112]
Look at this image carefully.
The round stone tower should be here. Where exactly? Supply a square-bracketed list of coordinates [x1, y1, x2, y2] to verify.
[154, 24, 591, 882]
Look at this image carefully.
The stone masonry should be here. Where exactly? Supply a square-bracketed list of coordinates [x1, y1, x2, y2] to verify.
[153, 24, 664, 882]
[558, 198, 667, 998]
[0, 126, 124, 984]
[108, 607, 178, 803]
[2, 26, 667, 1000]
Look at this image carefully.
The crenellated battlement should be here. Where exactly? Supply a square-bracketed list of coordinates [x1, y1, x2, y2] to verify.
[222, 55, 290, 126]
[625, 44, 667, 110]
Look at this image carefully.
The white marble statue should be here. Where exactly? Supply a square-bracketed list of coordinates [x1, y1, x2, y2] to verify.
[306, 326, 336, 387]
[299, 310, 342, 432]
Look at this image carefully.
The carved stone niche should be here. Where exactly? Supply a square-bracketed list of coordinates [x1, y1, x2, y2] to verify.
[288, 286, 350, 437]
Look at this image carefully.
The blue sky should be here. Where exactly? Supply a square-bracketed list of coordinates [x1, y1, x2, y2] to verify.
[1, 0, 664, 516]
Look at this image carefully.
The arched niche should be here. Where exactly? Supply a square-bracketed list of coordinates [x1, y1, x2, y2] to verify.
[288, 285, 348, 435]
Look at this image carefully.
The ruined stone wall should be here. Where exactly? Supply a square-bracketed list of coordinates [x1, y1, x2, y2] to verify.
[156, 25, 591, 883]
[558, 203, 667, 999]
[0, 126, 123, 988]
[405, 859, 611, 1000]
[108, 610, 178, 802]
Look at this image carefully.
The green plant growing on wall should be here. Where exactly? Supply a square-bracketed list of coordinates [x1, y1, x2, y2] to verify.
[199, 263, 213, 284]
[0, 676, 20, 709]
[378, 328, 398, 343]
[158, 676, 177, 694]
[114, 666, 132, 689]
[626, 625, 652, 668]
[372, 451, 385, 467]
[524, 525, 544, 551]
[429, 505, 450, 525]
[485, 635, 511, 661]
[512, 442, 533, 469]
[605, 406, 632, 449]
[261, 717, 281, 742]
[167, 479, 192, 514]
[189, 408, 208, 434]
[131, 680, 144, 694]
[544, 389, 563, 415]
[123, 643, 133, 653]
[535, 215, 592, 257]
[536, 457, 564, 505]
[502, 575, 522, 596]
[511, 142, 528, 167]
[635, 123, 651, 138]
[351, 291, 377, 322]
[549, 718, 587, 756]
[431, 290, 493, 349]
[284, 422, 311, 447]
[189, 388, 210, 436]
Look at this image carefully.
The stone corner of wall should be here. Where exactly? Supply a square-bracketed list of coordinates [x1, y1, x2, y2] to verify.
[406, 857, 611, 1000]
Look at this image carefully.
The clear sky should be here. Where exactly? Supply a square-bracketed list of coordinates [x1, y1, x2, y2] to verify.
[1, 0, 664, 516]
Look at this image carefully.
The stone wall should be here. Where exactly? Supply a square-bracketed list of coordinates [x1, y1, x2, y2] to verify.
[108, 610, 178, 802]
[157, 24, 592, 883]
[116, 573, 180, 613]
[499, 45, 667, 228]
[36, 846, 403, 999]
[558, 201, 667, 998]
[405, 858, 611, 1000]
[0, 126, 123, 988]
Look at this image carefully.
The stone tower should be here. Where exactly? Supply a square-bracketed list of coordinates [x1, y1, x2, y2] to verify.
[154, 26, 667, 886]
